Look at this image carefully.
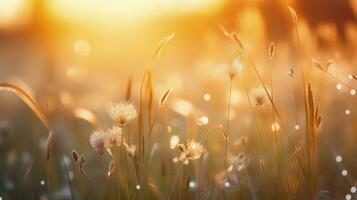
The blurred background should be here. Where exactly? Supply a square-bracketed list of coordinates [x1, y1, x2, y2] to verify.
[0, 0, 356, 199]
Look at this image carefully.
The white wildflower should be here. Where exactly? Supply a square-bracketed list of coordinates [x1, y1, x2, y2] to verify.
[177, 140, 205, 165]
[251, 86, 267, 106]
[106, 125, 123, 146]
[108, 102, 137, 127]
[227, 58, 244, 79]
[89, 130, 109, 155]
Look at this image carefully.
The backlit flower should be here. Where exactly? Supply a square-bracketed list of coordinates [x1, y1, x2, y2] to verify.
[89, 126, 123, 155]
[89, 130, 109, 155]
[108, 102, 137, 127]
[251, 86, 267, 106]
[106, 125, 123, 146]
[177, 140, 205, 165]
[227, 58, 244, 80]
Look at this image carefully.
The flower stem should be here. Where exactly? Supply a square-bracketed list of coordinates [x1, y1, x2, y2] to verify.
[225, 78, 233, 168]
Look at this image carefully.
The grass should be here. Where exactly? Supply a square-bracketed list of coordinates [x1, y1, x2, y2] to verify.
[0, 5, 356, 200]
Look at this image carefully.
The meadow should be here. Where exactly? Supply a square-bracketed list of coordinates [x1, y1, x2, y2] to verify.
[0, 1, 357, 200]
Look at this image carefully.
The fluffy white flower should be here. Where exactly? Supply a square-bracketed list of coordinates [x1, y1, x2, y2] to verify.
[106, 125, 123, 146]
[251, 86, 267, 106]
[177, 140, 205, 165]
[227, 58, 244, 79]
[89, 126, 123, 154]
[108, 102, 137, 127]
[89, 130, 109, 155]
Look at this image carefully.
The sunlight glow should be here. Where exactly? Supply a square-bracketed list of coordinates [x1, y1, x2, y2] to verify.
[0, 0, 32, 28]
[46, 0, 222, 23]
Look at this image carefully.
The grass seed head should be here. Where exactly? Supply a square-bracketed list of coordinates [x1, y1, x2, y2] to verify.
[269, 42, 275, 60]
[159, 88, 172, 107]
[72, 150, 79, 162]
[287, 6, 298, 24]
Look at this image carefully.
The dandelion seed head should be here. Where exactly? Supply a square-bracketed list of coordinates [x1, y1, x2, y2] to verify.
[106, 125, 123, 146]
[294, 124, 300, 131]
[351, 186, 356, 193]
[89, 125, 124, 155]
[227, 66, 237, 79]
[336, 156, 342, 163]
[108, 102, 137, 127]
[224, 181, 230, 188]
[227, 58, 244, 79]
[178, 140, 205, 165]
[136, 185, 141, 190]
[40, 180, 45, 186]
[251, 86, 267, 106]
[342, 169, 348, 176]
[89, 130, 109, 154]
[336, 83, 343, 90]
[350, 89, 356, 96]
